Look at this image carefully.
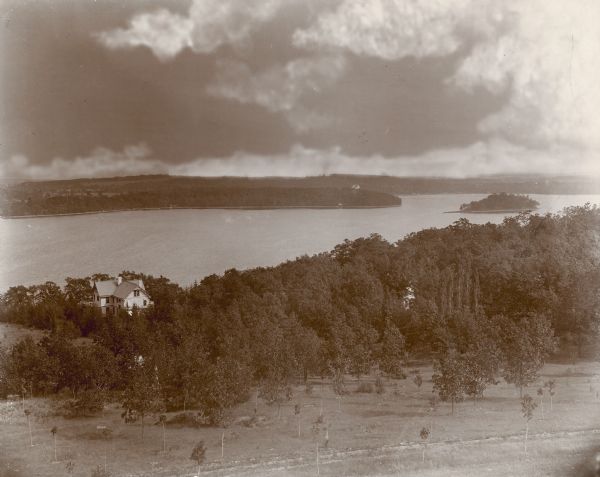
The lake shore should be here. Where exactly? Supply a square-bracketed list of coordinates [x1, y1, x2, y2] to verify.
[1, 203, 402, 220]
[3, 194, 596, 292]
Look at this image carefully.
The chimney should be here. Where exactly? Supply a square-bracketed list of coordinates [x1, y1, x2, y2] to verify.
[117, 276, 123, 285]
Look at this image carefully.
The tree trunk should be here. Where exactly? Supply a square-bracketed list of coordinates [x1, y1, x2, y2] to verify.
[27, 415, 33, 446]
[316, 443, 320, 476]
[141, 414, 145, 441]
[162, 423, 166, 452]
[451, 398, 454, 415]
[54, 434, 57, 461]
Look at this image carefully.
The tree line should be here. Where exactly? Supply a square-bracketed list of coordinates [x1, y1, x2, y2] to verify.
[1, 205, 598, 422]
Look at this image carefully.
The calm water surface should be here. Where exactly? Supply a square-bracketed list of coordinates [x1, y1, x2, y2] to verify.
[2, 194, 599, 291]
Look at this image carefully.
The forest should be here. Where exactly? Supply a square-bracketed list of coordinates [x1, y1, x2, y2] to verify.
[1, 204, 599, 425]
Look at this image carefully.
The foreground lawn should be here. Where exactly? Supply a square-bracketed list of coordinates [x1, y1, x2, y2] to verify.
[1, 361, 599, 476]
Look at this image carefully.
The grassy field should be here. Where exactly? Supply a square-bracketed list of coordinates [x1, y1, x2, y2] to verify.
[1, 361, 599, 477]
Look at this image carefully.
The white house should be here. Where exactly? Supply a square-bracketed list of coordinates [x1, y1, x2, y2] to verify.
[402, 285, 415, 310]
[91, 276, 152, 315]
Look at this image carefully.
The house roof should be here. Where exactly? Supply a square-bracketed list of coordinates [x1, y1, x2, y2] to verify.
[94, 279, 118, 297]
[93, 278, 149, 300]
[114, 281, 143, 299]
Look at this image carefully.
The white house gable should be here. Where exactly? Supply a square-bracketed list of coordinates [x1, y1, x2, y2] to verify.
[91, 276, 152, 314]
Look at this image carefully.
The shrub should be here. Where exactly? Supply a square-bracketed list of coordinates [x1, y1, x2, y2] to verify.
[190, 440, 206, 465]
[90, 465, 110, 477]
[331, 368, 348, 395]
[375, 376, 385, 394]
[164, 412, 204, 428]
[56, 391, 104, 418]
[355, 382, 373, 393]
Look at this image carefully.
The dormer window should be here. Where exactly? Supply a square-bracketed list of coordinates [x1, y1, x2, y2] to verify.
[134, 290, 140, 297]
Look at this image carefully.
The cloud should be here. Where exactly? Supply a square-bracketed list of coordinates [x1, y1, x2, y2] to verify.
[451, 0, 600, 150]
[294, 0, 600, 153]
[4, 142, 598, 181]
[1, 144, 166, 181]
[187, 0, 283, 54]
[293, 0, 480, 60]
[95, 0, 284, 61]
[206, 55, 347, 132]
[173, 142, 600, 178]
[95, 9, 193, 62]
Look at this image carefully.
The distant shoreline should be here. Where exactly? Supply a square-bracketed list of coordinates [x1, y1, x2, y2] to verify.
[1, 204, 402, 219]
[444, 208, 539, 214]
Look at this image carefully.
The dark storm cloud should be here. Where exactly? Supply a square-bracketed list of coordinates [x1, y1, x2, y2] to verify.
[0, 0, 296, 165]
[1, 0, 598, 179]
[1, 0, 498, 164]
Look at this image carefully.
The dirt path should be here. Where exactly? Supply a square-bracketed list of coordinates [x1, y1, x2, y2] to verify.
[149, 427, 600, 477]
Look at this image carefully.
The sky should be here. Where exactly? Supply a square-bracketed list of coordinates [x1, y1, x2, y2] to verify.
[1, 0, 599, 179]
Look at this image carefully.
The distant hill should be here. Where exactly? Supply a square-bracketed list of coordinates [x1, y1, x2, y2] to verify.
[459, 193, 540, 212]
[1, 173, 598, 217]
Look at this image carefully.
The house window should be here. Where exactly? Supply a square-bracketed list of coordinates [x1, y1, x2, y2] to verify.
[134, 290, 140, 297]
[143, 300, 147, 306]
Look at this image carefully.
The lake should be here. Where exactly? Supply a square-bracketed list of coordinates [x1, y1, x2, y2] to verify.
[1, 194, 599, 291]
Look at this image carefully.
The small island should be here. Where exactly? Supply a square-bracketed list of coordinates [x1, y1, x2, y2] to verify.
[454, 193, 540, 213]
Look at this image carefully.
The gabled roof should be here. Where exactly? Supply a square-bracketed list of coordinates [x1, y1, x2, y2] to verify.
[114, 281, 146, 299]
[93, 277, 149, 300]
[94, 279, 118, 297]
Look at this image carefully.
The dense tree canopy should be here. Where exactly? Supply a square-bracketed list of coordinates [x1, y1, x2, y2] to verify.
[1, 205, 598, 419]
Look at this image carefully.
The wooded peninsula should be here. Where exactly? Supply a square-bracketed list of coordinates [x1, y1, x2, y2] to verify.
[0, 176, 401, 217]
